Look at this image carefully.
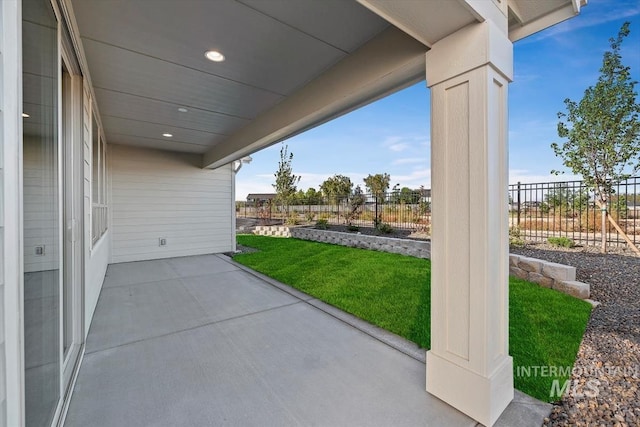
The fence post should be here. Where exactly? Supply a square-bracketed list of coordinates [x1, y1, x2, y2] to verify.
[517, 181, 521, 226]
[375, 197, 378, 226]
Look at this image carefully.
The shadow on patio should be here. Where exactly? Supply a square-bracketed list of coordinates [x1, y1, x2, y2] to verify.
[64, 254, 546, 427]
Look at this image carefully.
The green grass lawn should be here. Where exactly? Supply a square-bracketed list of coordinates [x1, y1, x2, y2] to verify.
[234, 235, 592, 402]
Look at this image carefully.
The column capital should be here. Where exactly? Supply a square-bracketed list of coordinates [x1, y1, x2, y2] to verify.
[425, 21, 513, 88]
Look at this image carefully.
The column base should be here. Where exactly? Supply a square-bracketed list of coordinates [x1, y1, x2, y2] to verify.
[426, 351, 514, 426]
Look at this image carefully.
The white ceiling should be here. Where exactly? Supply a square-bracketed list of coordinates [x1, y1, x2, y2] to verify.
[70, 0, 390, 154]
[68, 0, 580, 158]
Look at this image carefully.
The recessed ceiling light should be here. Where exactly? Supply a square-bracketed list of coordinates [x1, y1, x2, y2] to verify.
[205, 50, 225, 62]
[22, 113, 30, 118]
[162, 133, 173, 138]
[177, 107, 188, 113]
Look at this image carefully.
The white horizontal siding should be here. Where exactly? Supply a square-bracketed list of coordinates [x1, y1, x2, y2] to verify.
[110, 144, 233, 263]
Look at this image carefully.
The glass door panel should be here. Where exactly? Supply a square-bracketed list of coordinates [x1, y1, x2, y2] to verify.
[61, 60, 83, 393]
[62, 66, 72, 359]
[22, 0, 61, 426]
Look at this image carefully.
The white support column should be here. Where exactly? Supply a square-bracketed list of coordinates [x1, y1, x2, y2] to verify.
[425, 21, 513, 427]
[231, 163, 237, 253]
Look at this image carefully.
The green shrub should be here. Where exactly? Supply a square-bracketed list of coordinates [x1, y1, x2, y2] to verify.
[373, 217, 382, 229]
[547, 236, 574, 248]
[285, 216, 298, 226]
[305, 212, 315, 222]
[377, 223, 393, 234]
[509, 227, 525, 247]
[346, 225, 359, 232]
[315, 219, 329, 230]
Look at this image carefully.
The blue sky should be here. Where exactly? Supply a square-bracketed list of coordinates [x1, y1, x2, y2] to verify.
[236, 0, 640, 199]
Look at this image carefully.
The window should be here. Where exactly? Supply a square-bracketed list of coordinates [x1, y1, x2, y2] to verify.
[92, 112, 108, 244]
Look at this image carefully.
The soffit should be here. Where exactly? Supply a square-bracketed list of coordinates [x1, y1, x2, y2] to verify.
[70, 0, 389, 153]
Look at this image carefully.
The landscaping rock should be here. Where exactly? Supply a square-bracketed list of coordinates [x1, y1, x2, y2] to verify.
[554, 280, 590, 299]
[584, 299, 601, 308]
[519, 257, 542, 273]
[509, 254, 521, 267]
[542, 261, 576, 282]
[528, 272, 554, 288]
[510, 266, 529, 280]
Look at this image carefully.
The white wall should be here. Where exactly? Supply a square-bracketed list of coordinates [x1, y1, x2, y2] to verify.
[110, 144, 233, 263]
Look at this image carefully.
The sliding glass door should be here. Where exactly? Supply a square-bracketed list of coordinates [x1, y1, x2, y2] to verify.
[61, 56, 84, 395]
[23, 1, 84, 425]
[22, 0, 61, 425]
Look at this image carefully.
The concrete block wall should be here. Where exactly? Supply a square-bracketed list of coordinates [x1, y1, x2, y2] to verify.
[254, 226, 291, 238]
[290, 227, 431, 259]
[509, 254, 590, 299]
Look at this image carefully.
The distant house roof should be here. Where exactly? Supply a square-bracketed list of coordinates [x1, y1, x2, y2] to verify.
[247, 193, 277, 201]
[420, 188, 431, 198]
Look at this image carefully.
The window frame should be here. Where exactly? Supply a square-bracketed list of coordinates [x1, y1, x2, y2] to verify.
[91, 108, 107, 246]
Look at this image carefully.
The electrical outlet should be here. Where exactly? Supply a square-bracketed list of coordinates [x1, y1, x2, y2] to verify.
[159, 238, 167, 246]
[35, 246, 45, 256]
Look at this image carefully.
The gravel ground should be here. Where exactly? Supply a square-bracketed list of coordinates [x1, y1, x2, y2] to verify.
[511, 242, 640, 426]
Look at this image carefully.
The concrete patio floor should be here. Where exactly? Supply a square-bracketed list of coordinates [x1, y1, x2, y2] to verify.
[64, 254, 550, 427]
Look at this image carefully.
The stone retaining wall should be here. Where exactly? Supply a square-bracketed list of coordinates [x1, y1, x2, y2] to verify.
[290, 227, 431, 259]
[254, 225, 291, 237]
[509, 254, 590, 299]
[251, 226, 590, 299]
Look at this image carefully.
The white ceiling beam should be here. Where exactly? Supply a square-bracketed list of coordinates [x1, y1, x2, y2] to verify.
[202, 27, 427, 169]
[458, 0, 509, 33]
[508, 1, 524, 26]
[508, 0, 587, 42]
[356, 0, 481, 48]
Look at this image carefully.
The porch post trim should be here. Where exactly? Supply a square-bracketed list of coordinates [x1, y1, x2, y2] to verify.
[425, 20, 513, 427]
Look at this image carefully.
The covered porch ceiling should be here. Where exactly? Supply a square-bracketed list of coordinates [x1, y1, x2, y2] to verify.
[65, 0, 583, 168]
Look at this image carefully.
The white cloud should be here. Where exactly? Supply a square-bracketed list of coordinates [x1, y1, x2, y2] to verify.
[392, 157, 427, 166]
[524, 2, 640, 43]
[382, 135, 429, 153]
[383, 136, 403, 145]
[508, 169, 582, 184]
[389, 143, 410, 152]
[389, 168, 431, 189]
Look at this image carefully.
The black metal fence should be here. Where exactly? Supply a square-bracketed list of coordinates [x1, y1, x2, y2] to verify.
[237, 192, 431, 232]
[238, 177, 639, 247]
[508, 177, 639, 247]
